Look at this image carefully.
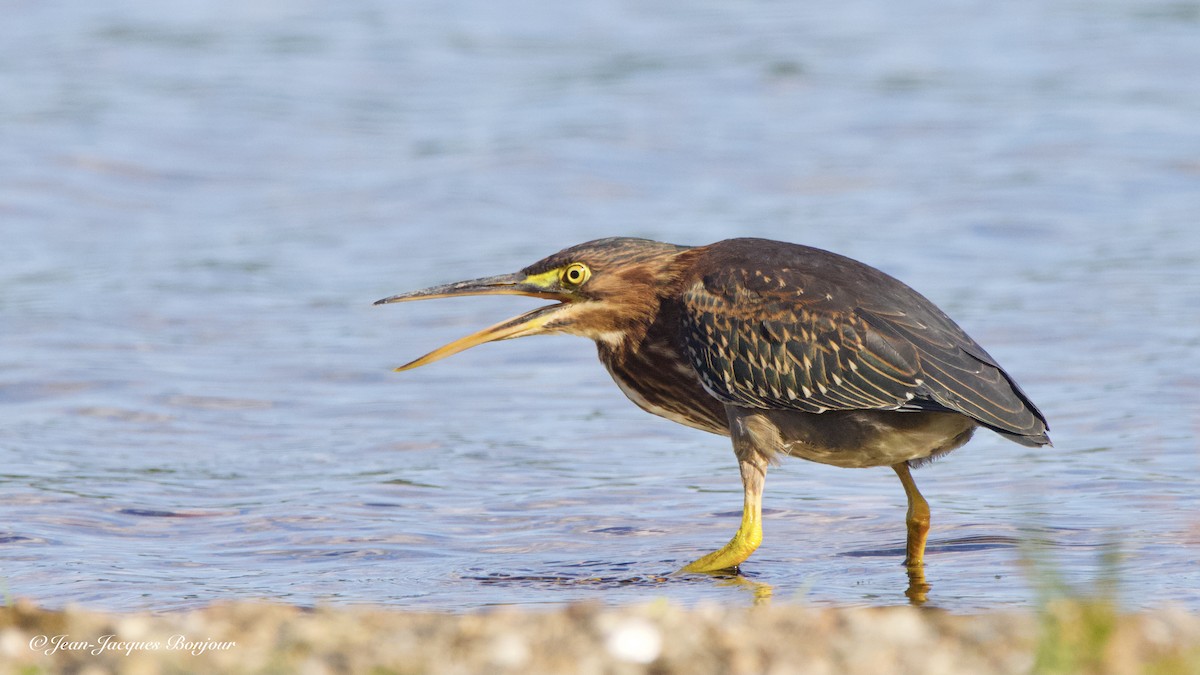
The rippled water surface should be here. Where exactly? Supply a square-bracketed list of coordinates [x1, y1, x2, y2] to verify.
[2, 0, 1198, 612]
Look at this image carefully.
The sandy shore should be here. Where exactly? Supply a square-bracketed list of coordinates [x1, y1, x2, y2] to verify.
[2, 599, 1197, 675]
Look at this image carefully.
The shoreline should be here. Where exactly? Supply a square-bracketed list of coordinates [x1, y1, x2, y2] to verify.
[2, 598, 1197, 674]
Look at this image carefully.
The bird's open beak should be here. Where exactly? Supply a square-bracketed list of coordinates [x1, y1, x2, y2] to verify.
[374, 272, 572, 371]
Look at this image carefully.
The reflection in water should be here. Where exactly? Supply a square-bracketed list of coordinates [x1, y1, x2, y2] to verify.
[465, 565, 782, 606]
[467, 562, 925, 608]
[905, 566, 930, 606]
[714, 575, 775, 607]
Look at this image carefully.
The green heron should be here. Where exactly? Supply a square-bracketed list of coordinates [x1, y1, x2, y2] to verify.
[375, 237, 1049, 575]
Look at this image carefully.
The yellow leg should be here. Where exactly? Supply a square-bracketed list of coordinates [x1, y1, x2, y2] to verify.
[681, 455, 766, 573]
[892, 462, 930, 568]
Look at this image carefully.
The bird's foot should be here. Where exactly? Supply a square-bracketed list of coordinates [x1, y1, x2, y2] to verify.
[679, 524, 762, 574]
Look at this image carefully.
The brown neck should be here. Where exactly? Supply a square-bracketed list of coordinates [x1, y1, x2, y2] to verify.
[596, 247, 701, 366]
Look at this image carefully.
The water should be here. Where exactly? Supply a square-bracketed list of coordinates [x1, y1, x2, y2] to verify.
[2, 0, 1198, 612]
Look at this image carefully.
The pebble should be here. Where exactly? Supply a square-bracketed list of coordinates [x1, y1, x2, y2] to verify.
[0, 599, 1195, 675]
[604, 617, 662, 664]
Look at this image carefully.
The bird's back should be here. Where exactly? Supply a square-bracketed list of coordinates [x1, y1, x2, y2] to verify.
[678, 238, 1050, 446]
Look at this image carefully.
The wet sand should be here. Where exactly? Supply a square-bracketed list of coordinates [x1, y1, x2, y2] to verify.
[2, 599, 1197, 674]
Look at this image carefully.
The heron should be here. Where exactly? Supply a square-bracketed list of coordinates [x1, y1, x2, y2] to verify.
[375, 237, 1050, 576]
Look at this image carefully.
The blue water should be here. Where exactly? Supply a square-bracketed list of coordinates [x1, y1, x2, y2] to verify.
[2, 0, 1198, 612]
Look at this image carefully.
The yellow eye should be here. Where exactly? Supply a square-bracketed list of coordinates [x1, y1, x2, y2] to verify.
[560, 262, 591, 286]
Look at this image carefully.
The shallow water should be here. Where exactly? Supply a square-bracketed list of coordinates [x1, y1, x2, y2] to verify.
[2, 0, 1198, 612]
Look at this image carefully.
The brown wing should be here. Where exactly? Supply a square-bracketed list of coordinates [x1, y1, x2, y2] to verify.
[678, 239, 1050, 445]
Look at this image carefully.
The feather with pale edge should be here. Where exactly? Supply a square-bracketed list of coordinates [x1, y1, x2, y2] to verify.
[678, 240, 1049, 445]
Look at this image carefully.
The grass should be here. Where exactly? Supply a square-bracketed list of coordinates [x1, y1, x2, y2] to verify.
[1026, 544, 1200, 675]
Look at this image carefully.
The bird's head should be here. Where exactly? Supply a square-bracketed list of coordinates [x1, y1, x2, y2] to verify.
[375, 237, 690, 371]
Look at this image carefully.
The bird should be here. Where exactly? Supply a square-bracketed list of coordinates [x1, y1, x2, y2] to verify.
[375, 237, 1050, 576]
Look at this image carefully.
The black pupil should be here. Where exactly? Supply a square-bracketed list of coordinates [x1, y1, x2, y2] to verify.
[568, 268, 580, 281]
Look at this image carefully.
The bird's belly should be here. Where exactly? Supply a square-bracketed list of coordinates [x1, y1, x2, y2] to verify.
[764, 409, 977, 469]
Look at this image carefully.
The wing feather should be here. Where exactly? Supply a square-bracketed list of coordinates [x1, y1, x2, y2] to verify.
[678, 241, 1049, 443]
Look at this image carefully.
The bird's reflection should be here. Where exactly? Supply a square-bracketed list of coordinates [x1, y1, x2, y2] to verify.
[714, 574, 775, 605]
[687, 564, 932, 607]
[905, 565, 931, 606]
